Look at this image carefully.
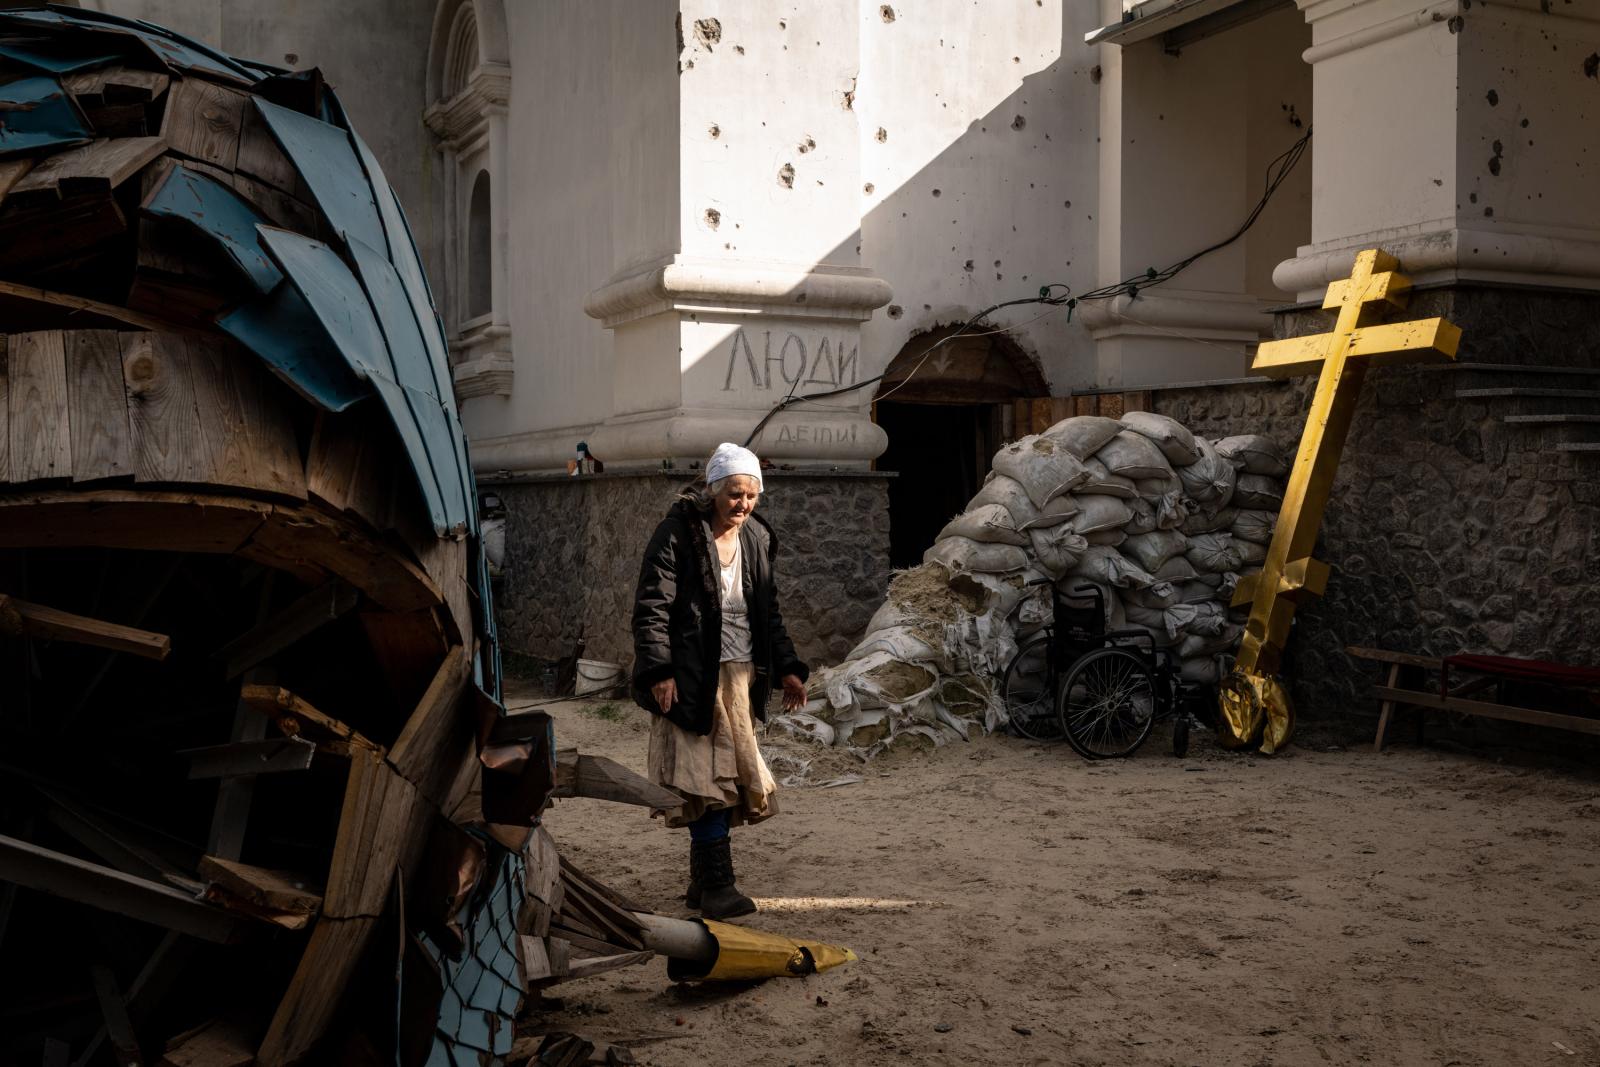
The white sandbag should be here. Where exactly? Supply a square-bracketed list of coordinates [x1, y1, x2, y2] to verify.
[1040, 415, 1123, 458]
[1178, 624, 1242, 659]
[1078, 457, 1139, 499]
[967, 571, 1029, 621]
[1095, 430, 1173, 480]
[1233, 473, 1285, 512]
[1182, 504, 1238, 536]
[1069, 545, 1159, 589]
[1192, 570, 1241, 599]
[991, 435, 1091, 509]
[1121, 581, 1180, 610]
[1120, 411, 1201, 467]
[1069, 494, 1134, 534]
[1155, 556, 1200, 583]
[1135, 473, 1182, 499]
[1023, 495, 1080, 530]
[1027, 524, 1089, 578]
[1121, 529, 1188, 573]
[864, 598, 916, 636]
[1152, 491, 1188, 532]
[1183, 600, 1232, 636]
[1231, 509, 1276, 545]
[1236, 538, 1267, 565]
[1176, 579, 1218, 604]
[1216, 434, 1288, 477]
[1123, 600, 1199, 641]
[1083, 527, 1127, 547]
[936, 503, 1028, 546]
[1176, 437, 1236, 510]
[1185, 532, 1244, 574]
[847, 624, 939, 664]
[1125, 496, 1158, 536]
[772, 713, 837, 747]
[924, 536, 1029, 574]
[966, 473, 1042, 529]
[1179, 656, 1222, 684]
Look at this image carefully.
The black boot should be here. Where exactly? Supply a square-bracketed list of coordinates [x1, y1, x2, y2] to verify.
[690, 837, 755, 920]
[684, 845, 701, 909]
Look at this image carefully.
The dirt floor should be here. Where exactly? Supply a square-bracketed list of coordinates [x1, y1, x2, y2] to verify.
[518, 689, 1600, 1067]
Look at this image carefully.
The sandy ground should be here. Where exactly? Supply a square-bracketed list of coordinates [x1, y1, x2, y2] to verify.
[517, 690, 1600, 1067]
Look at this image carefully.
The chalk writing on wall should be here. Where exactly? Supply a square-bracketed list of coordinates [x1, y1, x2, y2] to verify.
[722, 327, 859, 392]
[772, 423, 858, 445]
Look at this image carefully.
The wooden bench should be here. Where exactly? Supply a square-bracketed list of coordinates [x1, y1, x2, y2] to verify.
[1348, 646, 1600, 752]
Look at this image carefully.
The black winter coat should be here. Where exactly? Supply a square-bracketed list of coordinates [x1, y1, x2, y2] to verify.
[631, 499, 808, 734]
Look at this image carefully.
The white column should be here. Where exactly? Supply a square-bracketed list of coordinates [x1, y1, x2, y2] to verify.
[1276, 0, 1600, 298]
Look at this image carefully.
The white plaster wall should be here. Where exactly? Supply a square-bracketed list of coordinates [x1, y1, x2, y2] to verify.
[1243, 6, 1315, 300]
[1455, 3, 1600, 236]
[857, 0, 1102, 396]
[79, 0, 443, 280]
[677, 1, 863, 266]
[465, 1, 680, 447]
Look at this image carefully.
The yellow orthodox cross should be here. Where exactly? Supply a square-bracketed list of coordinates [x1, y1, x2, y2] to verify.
[1218, 249, 1462, 752]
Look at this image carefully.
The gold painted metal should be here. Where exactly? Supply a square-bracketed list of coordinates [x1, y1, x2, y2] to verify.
[697, 920, 858, 981]
[1220, 249, 1462, 751]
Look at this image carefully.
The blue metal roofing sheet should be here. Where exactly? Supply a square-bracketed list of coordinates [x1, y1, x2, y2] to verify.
[217, 280, 371, 413]
[2, 6, 258, 84]
[251, 97, 386, 252]
[0, 74, 92, 157]
[142, 163, 283, 293]
[0, 41, 122, 73]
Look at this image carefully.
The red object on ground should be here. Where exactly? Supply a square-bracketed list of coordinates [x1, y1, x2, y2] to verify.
[1443, 653, 1600, 690]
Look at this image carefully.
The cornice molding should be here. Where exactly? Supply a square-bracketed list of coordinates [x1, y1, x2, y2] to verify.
[582, 255, 894, 329]
[424, 63, 511, 144]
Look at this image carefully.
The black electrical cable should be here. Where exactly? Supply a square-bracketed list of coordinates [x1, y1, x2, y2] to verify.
[741, 125, 1312, 448]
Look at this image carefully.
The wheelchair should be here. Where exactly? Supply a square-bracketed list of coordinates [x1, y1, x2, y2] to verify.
[1002, 580, 1211, 759]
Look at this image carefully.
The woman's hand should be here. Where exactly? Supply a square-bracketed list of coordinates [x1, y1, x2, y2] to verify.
[652, 678, 677, 714]
[781, 674, 807, 712]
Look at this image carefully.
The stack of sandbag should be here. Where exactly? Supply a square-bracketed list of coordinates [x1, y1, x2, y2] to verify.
[778, 413, 1291, 760]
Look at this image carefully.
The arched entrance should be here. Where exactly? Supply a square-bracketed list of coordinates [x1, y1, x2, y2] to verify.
[873, 325, 1047, 568]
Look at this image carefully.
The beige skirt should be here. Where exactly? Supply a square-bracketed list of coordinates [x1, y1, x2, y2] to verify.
[647, 660, 779, 829]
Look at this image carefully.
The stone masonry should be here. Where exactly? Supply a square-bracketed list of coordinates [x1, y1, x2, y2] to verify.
[491, 470, 893, 678]
[1153, 285, 1600, 724]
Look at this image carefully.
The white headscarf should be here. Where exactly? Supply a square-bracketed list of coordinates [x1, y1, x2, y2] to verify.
[705, 442, 763, 491]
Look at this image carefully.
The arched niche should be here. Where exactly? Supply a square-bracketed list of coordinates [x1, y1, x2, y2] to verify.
[424, 0, 512, 400]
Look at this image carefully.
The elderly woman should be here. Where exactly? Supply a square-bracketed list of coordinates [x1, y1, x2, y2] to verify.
[631, 442, 808, 919]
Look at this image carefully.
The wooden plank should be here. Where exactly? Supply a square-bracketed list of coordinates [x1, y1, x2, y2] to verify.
[323, 754, 431, 920]
[562, 950, 654, 982]
[122, 331, 207, 484]
[82, 102, 149, 138]
[0, 192, 127, 274]
[185, 336, 277, 498]
[64, 330, 134, 482]
[0, 490, 269, 555]
[0, 335, 9, 484]
[227, 345, 308, 501]
[0, 834, 238, 943]
[89, 965, 140, 1067]
[1372, 662, 1401, 753]
[560, 856, 647, 918]
[215, 580, 359, 679]
[358, 608, 449, 714]
[518, 935, 553, 984]
[1346, 645, 1441, 670]
[551, 751, 682, 810]
[305, 410, 361, 514]
[64, 67, 171, 104]
[198, 855, 321, 914]
[256, 915, 377, 1067]
[388, 643, 470, 786]
[8, 331, 72, 483]
[241, 504, 443, 614]
[236, 98, 300, 192]
[547, 920, 624, 957]
[158, 1019, 253, 1067]
[0, 593, 171, 659]
[39, 789, 199, 893]
[75, 932, 196, 1067]
[0, 279, 197, 335]
[183, 736, 316, 779]
[10, 137, 166, 198]
[239, 685, 380, 753]
[160, 77, 246, 171]
[231, 172, 317, 235]
[1370, 685, 1600, 737]
[0, 158, 31, 207]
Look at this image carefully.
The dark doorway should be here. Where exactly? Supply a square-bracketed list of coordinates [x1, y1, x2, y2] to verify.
[871, 324, 1048, 570]
[876, 401, 1007, 568]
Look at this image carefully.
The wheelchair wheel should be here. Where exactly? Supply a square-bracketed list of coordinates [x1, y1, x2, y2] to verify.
[1057, 646, 1157, 759]
[1002, 634, 1063, 741]
[1172, 715, 1190, 758]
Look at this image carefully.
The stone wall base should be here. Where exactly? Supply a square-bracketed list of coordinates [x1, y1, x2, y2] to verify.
[1152, 285, 1600, 724]
[490, 469, 892, 677]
